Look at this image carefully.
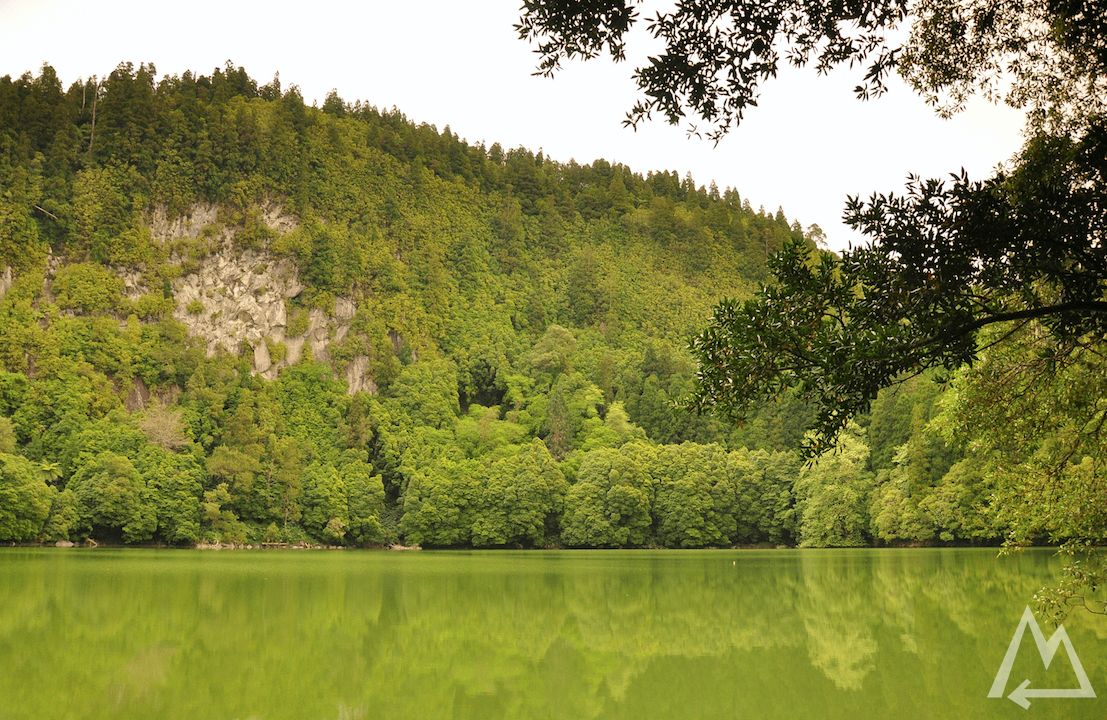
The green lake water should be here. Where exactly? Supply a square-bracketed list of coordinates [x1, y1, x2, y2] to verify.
[1, 547, 1104, 719]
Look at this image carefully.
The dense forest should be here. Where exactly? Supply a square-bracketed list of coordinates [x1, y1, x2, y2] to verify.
[0, 62, 1004, 548]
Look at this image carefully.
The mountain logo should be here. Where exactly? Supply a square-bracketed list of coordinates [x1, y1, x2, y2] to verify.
[988, 606, 1096, 709]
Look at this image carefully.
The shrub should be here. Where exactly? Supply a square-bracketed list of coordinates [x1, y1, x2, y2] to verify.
[53, 263, 125, 314]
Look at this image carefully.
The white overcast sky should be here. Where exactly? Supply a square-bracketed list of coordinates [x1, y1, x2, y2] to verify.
[0, 0, 1026, 251]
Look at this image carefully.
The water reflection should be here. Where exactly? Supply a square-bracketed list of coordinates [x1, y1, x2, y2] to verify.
[0, 548, 1101, 719]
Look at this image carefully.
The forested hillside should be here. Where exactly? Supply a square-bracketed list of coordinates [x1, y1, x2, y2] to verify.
[0, 62, 999, 548]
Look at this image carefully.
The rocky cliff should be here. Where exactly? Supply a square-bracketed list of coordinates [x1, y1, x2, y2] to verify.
[4, 202, 378, 395]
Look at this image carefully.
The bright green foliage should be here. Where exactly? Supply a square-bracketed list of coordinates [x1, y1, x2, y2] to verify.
[653, 443, 733, 548]
[274, 363, 346, 460]
[794, 425, 873, 547]
[343, 453, 386, 545]
[71, 167, 136, 263]
[267, 436, 304, 532]
[0, 416, 14, 453]
[870, 441, 938, 543]
[301, 463, 350, 543]
[0, 146, 48, 270]
[206, 445, 263, 519]
[562, 444, 654, 547]
[742, 449, 800, 545]
[544, 372, 606, 458]
[400, 456, 482, 547]
[578, 401, 647, 452]
[69, 451, 157, 543]
[42, 488, 78, 541]
[387, 358, 460, 431]
[143, 448, 203, 545]
[52, 262, 126, 313]
[471, 439, 567, 547]
[918, 457, 998, 543]
[0, 452, 53, 540]
[528, 325, 577, 377]
[454, 404, 527, 459]
[201, 482, 246, 544]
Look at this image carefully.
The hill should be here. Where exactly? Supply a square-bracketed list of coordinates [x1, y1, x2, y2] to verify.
[0, 62, 988, 548]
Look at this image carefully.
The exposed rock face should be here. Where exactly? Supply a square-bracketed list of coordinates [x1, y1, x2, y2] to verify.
[345, 355, 378, 395]
[155, 203, 372, 391]
[149, 203, 222, 243]
[171, 246, 303, 373]
[10, 203, 378, 394]
[124, 378, 151, 412]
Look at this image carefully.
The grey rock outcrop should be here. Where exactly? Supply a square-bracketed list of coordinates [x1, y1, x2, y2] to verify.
[171, 246, 302, 369]
[15, 202, 378, 394]
[158, 203, 372, 391]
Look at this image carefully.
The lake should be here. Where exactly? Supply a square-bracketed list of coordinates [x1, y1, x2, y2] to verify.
[0, 547, 1103, 719]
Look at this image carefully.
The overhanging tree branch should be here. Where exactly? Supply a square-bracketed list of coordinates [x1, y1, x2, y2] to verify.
[690, 119, 1107, 455]
[914, 301, 1107, 351]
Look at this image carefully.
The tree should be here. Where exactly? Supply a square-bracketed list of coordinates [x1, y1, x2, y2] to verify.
[69, 451, 156, 543]
[517, 4, 1107, 454]
[527, 324, 577, 378]
[0, 452, 53, 541]
[201, 482, 246, 544]
[561, 443, 654, 547]
[690, 124, 1107, 453]
[652, 443, 732, 548]
[143, 448, 203, 545]
[470, 439, 567, 547]
[301, 463, 351, 544]
[936, 321, 1107, 619]
[793, 423, 874, 547]
[517, 0, 1107, 141]
[342, 452, 386, 546]
[517, 0, 1107, 614]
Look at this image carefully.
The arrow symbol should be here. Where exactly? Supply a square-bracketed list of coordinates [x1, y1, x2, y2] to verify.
[989, 607, 1096, 709]
[1008, 678, 1098, 710]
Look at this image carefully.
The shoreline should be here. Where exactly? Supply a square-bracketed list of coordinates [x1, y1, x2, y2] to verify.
[2, 540, 1018, 551]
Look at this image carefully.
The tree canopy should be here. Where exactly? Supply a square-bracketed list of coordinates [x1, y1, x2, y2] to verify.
[691, 123, 1107, 453]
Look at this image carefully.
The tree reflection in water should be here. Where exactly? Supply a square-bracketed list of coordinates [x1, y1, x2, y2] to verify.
[0, 548, 1098, 720]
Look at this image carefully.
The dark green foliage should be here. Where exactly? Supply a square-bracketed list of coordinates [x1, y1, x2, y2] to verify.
[693, 122, 1107, 456]
[69, 451, 156, 543]
[517, 0, 1103, 141]
[0, 452, 53, 540]
[517, 0, 908, 141]
[652, 443, 732, 548]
